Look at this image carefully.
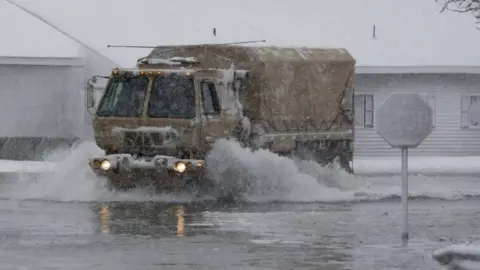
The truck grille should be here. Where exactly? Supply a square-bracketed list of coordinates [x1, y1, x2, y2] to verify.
[123, 132, 164, 148]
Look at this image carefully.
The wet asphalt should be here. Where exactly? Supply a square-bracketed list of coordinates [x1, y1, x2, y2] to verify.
[0, 196, 478, 269]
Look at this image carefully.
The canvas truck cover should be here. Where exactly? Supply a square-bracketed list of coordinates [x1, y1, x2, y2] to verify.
[148, 45, 355, 135]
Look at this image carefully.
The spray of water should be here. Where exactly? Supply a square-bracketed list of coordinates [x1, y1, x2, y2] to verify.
[1, 138, 480, 203]
[204, 139, 364, 202]
[0, 141, 194, 202]
[1, 141, 105, 201]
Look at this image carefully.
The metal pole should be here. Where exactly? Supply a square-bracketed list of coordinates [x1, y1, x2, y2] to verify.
[401, 147, 409, 245]
[106, 40, 267, 49]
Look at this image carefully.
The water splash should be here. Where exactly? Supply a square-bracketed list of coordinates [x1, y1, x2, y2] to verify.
[204, 139, 363, 202]
[1, 139, 480, 203]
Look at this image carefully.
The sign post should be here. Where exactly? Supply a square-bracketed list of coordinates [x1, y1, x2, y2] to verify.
[375, 93, 433, 245]
[401, 147, 408, 243]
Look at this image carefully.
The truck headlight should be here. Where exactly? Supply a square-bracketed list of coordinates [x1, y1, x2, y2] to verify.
[100, 160, 111, 171]
[174, 162, 186, 173]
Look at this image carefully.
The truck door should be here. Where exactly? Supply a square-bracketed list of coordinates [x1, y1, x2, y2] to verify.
[197, 78, 238, 150]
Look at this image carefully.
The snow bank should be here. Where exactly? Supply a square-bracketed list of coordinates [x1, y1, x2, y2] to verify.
[433, 243, 480, 270]
[354, 156, 480, 175]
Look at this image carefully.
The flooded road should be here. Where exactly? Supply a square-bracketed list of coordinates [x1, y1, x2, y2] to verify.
[0, 141, 479, 269]
[1, 198, 478, 269]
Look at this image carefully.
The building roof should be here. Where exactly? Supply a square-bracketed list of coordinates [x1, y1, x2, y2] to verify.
[0, 1, 82, 66]
[8, 0, 480, 72]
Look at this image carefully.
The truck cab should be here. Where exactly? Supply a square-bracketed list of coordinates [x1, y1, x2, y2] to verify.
[86, 56, 249, 161]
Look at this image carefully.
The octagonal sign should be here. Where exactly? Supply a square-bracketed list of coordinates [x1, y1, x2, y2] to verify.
[375, 93, 433, 148]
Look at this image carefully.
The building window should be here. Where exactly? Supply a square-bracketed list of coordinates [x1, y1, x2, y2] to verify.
[461, 95, 480, 128]
[354, 94, 374, 128]
[421, 94, 436, 127]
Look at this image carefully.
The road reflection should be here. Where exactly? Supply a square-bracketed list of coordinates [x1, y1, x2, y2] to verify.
[93, 202, 217, 237]
[92, 202, 354, 268]
[175, 205, 184, 236]
[99, 204, 110, 234]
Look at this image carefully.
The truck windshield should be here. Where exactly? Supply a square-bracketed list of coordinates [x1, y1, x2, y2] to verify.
[147, 75, 196, 118]
[96, 76, 148, 117]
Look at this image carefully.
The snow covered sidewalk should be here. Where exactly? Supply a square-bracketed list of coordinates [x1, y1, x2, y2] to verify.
[354, 156, 480, 175]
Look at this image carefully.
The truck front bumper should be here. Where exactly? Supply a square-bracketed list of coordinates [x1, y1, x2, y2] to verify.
[88, 154, 204, 176]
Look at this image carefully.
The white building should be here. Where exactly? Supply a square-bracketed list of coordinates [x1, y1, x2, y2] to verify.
[354, 72, 480, 156]
[0, 1, 112, 160]
[6, 0, 480, 158]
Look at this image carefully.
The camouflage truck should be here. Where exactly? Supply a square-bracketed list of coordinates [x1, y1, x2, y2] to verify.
[85, 44, 355, 191]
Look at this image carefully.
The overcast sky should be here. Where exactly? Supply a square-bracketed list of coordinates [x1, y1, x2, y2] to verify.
[2, 0, 480, 68]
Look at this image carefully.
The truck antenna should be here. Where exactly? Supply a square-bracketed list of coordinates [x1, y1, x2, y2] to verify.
[106, 39, 266, 49]
[5, 0, 122, 68]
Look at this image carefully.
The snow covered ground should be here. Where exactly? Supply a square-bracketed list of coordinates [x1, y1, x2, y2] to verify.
[2, 155, 480, 175]
[433, 243, 480, 270]
[354, 156, 480, 175]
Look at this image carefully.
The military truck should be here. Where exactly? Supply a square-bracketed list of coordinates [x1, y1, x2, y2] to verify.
[85, 44, 355, 191]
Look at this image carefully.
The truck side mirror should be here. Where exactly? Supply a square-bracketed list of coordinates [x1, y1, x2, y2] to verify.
[86, 77, 97, 114]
